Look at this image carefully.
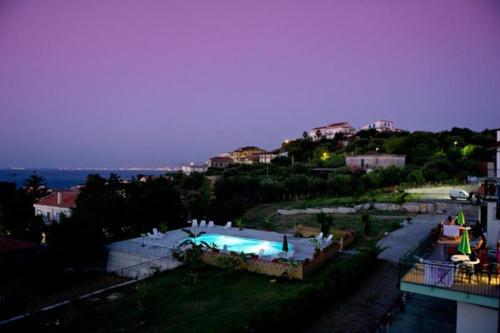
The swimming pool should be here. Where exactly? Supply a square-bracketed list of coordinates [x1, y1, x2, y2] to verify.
[181, 234, 293, 256]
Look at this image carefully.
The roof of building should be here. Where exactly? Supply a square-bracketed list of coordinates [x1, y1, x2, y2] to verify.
[233, 146, 266, 153]
[0, 237, 38, 253]
[34, 190, 78, 208]
[326, 122, 353, 128]
[209, 156, 233, 161]
[312, 122, 353, 131]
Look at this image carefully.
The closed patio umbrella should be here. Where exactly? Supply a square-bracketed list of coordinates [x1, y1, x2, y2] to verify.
[457, 208, 465, 226]
[457, 228, 471, 255]
[282, 235, 289, 253]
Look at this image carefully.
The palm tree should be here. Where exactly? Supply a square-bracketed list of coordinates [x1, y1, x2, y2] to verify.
[178, 228, 207, 247]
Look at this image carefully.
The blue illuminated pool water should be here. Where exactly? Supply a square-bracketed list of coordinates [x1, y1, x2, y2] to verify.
[182, 234, 292, 256]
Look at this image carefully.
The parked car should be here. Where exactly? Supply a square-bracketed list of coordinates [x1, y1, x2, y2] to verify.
[449, 189, 470, 200]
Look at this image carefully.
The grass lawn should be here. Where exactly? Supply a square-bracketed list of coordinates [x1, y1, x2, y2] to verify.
[243, 204, 406, 244]
[286, 191, 421, 209]
[5, 253, 376, 333]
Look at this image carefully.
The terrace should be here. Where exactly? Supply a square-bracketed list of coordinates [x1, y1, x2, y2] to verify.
[399, 229, 499, 309]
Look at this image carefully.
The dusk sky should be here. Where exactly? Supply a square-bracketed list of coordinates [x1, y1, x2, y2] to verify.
[1, 1, 500, 168]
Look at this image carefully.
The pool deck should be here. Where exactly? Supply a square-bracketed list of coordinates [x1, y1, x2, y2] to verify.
[108, 225, 317, 261]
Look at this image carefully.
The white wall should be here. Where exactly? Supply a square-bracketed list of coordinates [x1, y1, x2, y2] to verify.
[457, 302, 498, 333]
[486, 201, 500, 248]
[34, 204, 71, 223]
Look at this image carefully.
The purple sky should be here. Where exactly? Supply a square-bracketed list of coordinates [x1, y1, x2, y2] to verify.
[1, 1, 500, 168]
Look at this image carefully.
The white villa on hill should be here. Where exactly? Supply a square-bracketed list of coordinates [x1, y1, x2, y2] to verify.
[360, 119, 401, 132]
[34, 190, 78, 223]
[308, 122, 355, 140]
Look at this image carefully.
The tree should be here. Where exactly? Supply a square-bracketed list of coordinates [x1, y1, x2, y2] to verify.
[316, 213, 333, 235]
[23, 173, 47, 198]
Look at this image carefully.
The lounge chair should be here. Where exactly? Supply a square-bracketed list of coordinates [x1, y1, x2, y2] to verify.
[224, 221, 232, 230]
[208, 221, 214, 228]
[192, 220, 198, 229]
[258, 249, 265, 259]
[324, 234, 333, 244]
[152, 228, 162, 239]
[200, 220, 206, 228]
[147, 232, 154, 238]
[222, 245, 229, 254]
[286, 250, 295, 259]
[315, 232, 324, 241]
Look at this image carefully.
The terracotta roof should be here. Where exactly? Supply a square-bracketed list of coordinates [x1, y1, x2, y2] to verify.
[233, 146, 265, 152]
[210, 156, 233, 161]
[327, 122, 353, 128]
[35, 191, 78, 208]
[0, 237, 37, 253]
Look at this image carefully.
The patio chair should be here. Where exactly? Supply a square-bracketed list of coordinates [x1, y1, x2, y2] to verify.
[192, 220, 198, 229]
[458, 263, 479, 284]
[208, 221, 214, 228]
[258, 249, 265, 259]
[224, 221, 232, 230]
[481, 263, 500, 285]
[191, 219, 198, 225]
[315, 232, 324, 241]
[222, 244, 229, 253]
[199, 220, 206, 228]
[286, 250, 295, 259]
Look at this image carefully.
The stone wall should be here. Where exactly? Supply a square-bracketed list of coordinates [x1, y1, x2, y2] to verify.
[278, 201, 478, 218]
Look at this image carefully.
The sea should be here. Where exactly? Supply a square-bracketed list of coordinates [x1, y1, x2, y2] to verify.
[0, 169, 173, 189]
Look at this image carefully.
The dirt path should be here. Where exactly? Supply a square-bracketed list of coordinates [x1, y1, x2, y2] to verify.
[304, 260, 401, 333]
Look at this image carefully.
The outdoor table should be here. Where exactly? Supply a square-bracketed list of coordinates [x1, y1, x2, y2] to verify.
[451, 254, 470, 263]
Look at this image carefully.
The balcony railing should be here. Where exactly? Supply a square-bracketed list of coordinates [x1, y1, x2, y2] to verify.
[399, 232, 499, 299]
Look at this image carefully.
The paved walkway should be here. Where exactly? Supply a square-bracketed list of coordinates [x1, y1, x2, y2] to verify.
[377, 214, 444, 262]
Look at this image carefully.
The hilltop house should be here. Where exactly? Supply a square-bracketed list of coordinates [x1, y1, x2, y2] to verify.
[360, 119, 401, 132]
[231, 146, 267, 164]
[34, 190, 78, 223]
[346, 154, 406, 170]
[207, 156, 233, 169]
[181, 163, 208, 175]
[308, 122, 355, 141]
[258, 150, 288, 164]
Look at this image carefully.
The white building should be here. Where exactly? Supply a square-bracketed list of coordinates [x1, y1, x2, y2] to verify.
[181, 163, 208, 175]
[206, 156, 233, 169]
[258, 151, 288, 164]
[34, 191, 78, 223]
[360, 119, 398, 132]
[308, 122, 355, 141]
[345, 154, 406, 170]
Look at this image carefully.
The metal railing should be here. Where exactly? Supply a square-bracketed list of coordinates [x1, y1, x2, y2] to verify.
[399, 233, 499, 299]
